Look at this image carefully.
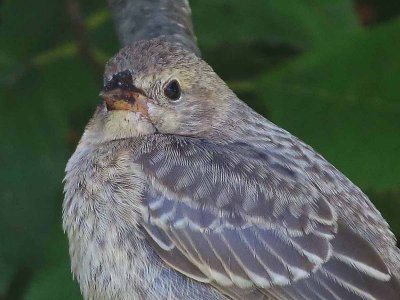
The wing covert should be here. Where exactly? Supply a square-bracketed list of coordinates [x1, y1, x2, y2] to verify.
[134, 135, 337, 289]
[132, 135, 397, 299]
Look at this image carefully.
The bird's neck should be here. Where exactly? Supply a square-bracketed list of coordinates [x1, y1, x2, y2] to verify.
[209, 97, 277, 145]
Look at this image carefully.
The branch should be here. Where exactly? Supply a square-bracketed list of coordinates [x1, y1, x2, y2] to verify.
[107, 0, 200, 56]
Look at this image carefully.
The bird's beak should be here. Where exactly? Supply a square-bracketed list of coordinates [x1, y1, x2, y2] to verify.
[99, 88, 151, 117]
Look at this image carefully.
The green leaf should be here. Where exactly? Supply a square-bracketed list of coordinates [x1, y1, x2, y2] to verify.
[256, 20, 400, 190]
[24, 227, 81, 300]
[0, 260, 15, 296]
[0, 0, 112, 295]
[192, 0, 361, 50]
[0, 56, 98, 298]
[367, 190, 400, 238]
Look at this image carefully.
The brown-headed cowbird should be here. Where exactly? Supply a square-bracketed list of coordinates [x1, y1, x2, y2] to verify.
[63, 39, 400, 300]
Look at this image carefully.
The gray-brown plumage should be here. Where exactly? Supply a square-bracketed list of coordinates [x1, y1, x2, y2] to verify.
[63, 39, 400, 300]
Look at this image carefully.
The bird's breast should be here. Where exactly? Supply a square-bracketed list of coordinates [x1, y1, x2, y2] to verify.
[62, 139, 228, 299]
[63, 141, 153, 299]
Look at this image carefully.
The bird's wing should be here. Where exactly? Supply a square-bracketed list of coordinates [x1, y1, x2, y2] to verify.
[133, 135, 397, 299]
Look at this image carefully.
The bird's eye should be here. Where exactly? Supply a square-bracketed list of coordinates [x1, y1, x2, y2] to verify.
[164, 80, 181, 101]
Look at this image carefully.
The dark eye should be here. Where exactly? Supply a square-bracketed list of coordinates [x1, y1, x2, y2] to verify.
[164, 80, 181, 101]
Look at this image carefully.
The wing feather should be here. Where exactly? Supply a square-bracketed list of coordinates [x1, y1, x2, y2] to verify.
[133, 135, 398, 299]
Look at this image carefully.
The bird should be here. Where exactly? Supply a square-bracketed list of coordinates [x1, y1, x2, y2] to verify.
[63, 38, 400, 300]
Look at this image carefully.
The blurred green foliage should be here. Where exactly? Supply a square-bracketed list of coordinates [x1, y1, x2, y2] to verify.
[0, 0, 399, 299]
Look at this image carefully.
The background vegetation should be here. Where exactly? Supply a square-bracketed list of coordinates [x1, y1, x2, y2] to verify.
[0, 0, 399, 299]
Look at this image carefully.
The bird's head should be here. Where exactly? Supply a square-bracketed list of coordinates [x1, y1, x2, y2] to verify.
[81, 38, 245, 145]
